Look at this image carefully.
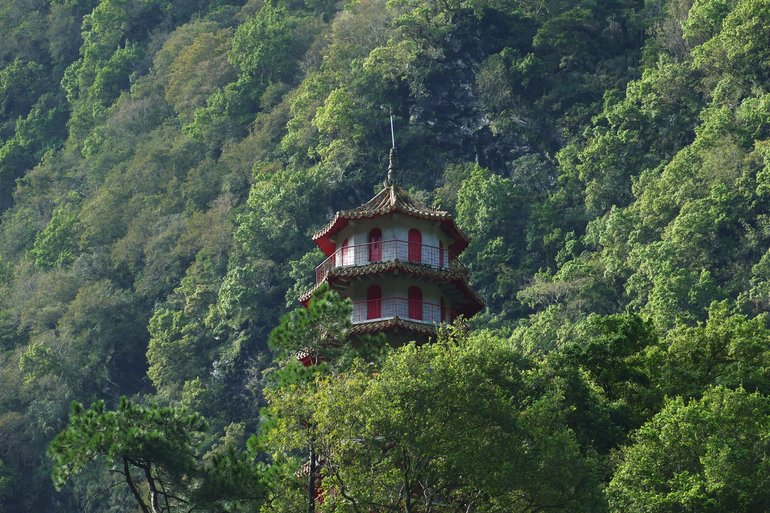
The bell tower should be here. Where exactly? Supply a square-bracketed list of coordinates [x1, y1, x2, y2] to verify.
[300, 142, 483, 343]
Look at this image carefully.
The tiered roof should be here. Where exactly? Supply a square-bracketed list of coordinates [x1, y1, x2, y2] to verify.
[313, 184, 469, 255]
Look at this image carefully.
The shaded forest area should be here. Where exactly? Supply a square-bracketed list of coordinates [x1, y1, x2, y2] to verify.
[2, 0, 770, 511]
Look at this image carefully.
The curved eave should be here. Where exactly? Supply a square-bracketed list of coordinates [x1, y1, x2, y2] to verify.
[350, 318, 437, 336]
[313, 216, 349, 255]
[313, 210, 469, 256]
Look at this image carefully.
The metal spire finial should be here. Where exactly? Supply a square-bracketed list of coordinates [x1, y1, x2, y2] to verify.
[386, 112, 397, 186]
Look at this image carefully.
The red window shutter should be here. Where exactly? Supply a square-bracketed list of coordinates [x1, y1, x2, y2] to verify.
[408, 286, 422, 320]
[408, 229, 421, 263]
[367, 285, 382, 319]
[369, 228, 382, 261]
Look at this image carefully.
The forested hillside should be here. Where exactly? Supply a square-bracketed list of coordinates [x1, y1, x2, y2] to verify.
[1, 0, 770, 511]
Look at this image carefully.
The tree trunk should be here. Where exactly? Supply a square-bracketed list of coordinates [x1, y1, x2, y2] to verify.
[308, 439, 316, 513]
[142, 463, 162, 513]
[123, 457, 152, 513]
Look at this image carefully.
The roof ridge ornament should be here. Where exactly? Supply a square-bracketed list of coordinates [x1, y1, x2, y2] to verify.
[385, 112, 396, 187]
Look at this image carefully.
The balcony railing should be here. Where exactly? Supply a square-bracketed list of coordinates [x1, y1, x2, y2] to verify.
[316, 239, 466, 283]
[351, 297, 453, 325]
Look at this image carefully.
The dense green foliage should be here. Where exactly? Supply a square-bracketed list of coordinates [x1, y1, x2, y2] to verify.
[262, 326, 606, 513]
[0, 0, 769, 510]
[49, 397, 265, 512]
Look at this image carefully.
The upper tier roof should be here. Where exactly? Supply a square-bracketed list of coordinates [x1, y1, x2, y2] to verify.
[313, 184, 470, 256]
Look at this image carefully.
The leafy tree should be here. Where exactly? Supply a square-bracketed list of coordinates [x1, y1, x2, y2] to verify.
[0, 59, 46, 129]
[147, 308, 214, 399]
[30, 198, 81, 269]
[187, 1, 320, 143]
[258, 284, 385, 513]
[608, 386, 770, 513]
[456, 165, 528, 320]
[263, 328, 605, 513]
[692, 0, 770, 87]
[268, 285, 352, 365]
[0, 92, 69, 212]
[229, 3, 298, 92]
[565, 313, 661, 433]
[49, 397, 265, 513]
[565, 56, 702, 215]
[661, 301, 770, 398]
[163, 26, 235, 119]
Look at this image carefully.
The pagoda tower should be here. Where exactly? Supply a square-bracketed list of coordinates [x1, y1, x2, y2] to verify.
[300, 148, 483, 343]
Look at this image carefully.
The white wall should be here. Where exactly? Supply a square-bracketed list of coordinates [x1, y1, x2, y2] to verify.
[328, 214, 457, 325]
[333, 214, 452, 269]
[345, 276, 446, 325]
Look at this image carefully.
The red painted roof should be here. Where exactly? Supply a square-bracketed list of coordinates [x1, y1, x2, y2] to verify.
[313, 185, 469, 256]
